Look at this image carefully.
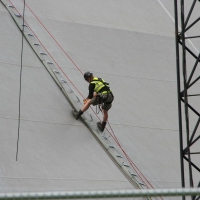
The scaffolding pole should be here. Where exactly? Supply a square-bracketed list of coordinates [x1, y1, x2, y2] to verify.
[0, 188, 200, 199]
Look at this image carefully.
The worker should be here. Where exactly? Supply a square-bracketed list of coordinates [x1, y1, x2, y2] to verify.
[74, 71, 114, 132]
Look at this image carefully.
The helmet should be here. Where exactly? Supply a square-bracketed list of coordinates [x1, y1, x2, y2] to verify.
[84, 71, 93, 80]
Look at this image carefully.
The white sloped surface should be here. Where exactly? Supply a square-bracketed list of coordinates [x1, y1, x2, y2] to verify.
[0, 2, 134, 194]
[1, 0, 200, 200]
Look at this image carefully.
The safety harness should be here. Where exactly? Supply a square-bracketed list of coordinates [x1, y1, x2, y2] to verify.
[91, 77, 114, 113]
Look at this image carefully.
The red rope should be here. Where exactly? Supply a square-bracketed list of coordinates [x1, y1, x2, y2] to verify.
[107, 122, 158, 192]
[10, 1, 163, 197]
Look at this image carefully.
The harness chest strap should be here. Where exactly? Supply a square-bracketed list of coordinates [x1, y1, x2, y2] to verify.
[91, 77, 113, 103]
[91, 77, 110, 93]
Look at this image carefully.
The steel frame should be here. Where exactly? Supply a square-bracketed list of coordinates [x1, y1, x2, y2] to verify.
[174, 0, 200, 200]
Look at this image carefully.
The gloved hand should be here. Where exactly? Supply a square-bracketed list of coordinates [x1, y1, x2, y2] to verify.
[83, 99, 88, 105]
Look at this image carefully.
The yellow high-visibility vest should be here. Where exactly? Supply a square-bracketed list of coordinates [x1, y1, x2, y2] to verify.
[91, 77, 109, 93]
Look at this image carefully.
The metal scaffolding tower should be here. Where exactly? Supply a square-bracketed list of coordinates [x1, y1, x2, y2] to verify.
[174, 0, 200, 199]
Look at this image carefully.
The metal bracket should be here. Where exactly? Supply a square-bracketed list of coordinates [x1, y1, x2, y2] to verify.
[60, 79, 67, 83]
[102, 135, 110, 140]
[46, 61, 53, 64]
[116, 154, 123, 158]
[53, 70, 60, 74]
[39, 52, 47, 55]
[13, 12, 20, 17]
[139, 182, 145, 186]
[7, 5, 14, 8]
[129, 170, 137, 177]
[123, 162, 129, 167]
[89, 113, 93, 121]
[75, 95, 80, 102]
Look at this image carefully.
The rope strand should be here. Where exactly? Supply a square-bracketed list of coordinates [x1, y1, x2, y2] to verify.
[16, 0, 26, 161]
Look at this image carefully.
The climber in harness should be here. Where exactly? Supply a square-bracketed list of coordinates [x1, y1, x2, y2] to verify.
[74, 71, 114, 132]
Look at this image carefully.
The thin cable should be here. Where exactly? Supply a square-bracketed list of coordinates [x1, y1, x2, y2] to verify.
[16, 0, 26, 161]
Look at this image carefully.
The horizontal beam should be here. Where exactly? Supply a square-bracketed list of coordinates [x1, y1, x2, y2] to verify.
[1, 188, 200, 199]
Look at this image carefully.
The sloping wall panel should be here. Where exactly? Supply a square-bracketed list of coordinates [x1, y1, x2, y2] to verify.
[0, 1, 135, 194]
[1, 0, 200, 200]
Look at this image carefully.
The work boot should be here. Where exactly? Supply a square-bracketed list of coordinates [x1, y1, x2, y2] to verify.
[73, 109, 83, 120]
[97, 121, 107, 132]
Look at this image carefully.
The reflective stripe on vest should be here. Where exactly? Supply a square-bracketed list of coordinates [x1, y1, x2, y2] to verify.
[91, 77, 106, 93]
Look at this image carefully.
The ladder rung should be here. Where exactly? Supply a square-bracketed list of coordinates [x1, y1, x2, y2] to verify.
[39, 52, 47, 55]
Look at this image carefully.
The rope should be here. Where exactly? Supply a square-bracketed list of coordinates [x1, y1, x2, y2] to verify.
[16, 0, 26, 161]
